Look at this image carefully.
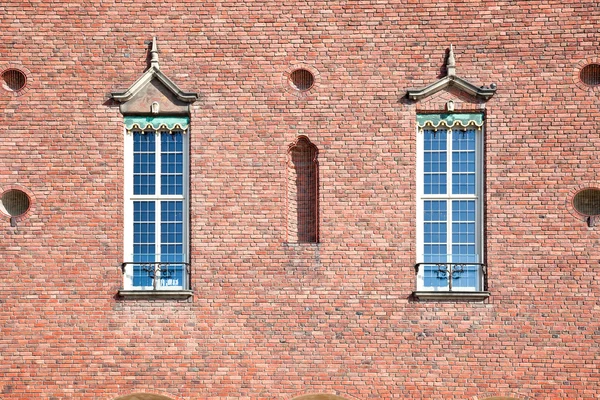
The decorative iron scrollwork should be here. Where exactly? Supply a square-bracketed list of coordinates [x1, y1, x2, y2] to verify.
[415, 262, 486, 291]
[121, 262, 191, 290]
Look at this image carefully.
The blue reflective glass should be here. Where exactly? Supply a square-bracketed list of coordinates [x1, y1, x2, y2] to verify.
[133, 132, 156, 152]
[424, 200, 448, 263]
[160, 201, 184, 264]
[452, 265, 478, 288]
[452, 174, 475, 195]
[424, 223, 447, 244]
[133, 133, 156, 195]
[423, 130, 447, 151]
[452, 129, 476, 150]
[132, 201, 156, 287]
[424, 152, 447, 173]
[451, 200, 477, 264]
[424, 175, 447, 195]
[160, 264, 183, 287]
[161, 154, 183, 173]
[452, 152, 475, 173]
[133, 265, 154, 287]
[161, 175, 183, 195]
[424, 200, 447, 221]
[160, 132, 184, 195]
[423, 265, 448, 288]
[452, 200, 476, 221]
[162, 131, 184, 151]
[133, 175, 156, 195]
[452, 223, 476, 244]
[423, 130, 448, 195]
[451, 129, 476, 195]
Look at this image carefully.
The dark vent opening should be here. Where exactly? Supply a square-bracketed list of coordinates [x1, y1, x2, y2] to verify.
[580, 64, 600, 86]
[2, 69, 26, 92]
[1, 189, 30, 217]
[573, 188, 600, 216]
[290, 69, 314, 91]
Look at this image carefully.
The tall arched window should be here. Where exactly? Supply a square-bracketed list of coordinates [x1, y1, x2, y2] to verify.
[287, 136, 319, 243]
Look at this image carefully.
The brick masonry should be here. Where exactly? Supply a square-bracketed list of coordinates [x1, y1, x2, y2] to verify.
[1, 1, 600, 399]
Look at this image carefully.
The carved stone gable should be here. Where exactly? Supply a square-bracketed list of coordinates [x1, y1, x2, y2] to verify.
[406, 45, 496, 110]
[111, 38, 197, 115]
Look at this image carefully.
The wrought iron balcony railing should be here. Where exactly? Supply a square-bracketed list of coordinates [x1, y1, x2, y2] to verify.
[414, 262, 487, 291]
[121, 262, 191, 291]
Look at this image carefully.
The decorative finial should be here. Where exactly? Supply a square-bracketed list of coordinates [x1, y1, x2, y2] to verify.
[150, 37, 160, 70]
[447, 44, 456, 77]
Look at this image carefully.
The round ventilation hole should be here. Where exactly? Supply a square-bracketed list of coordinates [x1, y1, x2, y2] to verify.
[289, 69, 314, 91]
[573, 188, 600, 216]
[580, 64, 600, 86]
[2, 68, 27, 92]
[0, 189, 30, 217]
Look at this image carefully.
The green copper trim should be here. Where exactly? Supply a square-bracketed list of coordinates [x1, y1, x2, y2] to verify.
[417, 113, 483, 129]
[124, 116, 189, 132]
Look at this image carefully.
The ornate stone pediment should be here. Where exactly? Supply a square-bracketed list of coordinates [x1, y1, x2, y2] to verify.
[111, 38, 197, 115]
[407, 45, 497, 102]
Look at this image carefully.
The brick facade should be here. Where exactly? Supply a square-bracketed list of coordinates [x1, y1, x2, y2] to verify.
[1, 1, 599, 399]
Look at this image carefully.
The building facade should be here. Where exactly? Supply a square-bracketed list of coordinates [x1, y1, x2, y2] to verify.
[1, 1, 599, 399]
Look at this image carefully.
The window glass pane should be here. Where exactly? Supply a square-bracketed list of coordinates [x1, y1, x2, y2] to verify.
[423, 200, 447, 263]
[160, 200, 184, 287]
[160, 263, 184, 288]
[423, 129, 447, 195]
[451, 200, 477, 263]
[451, 129, 476, 195]
[161, 132, 184, 195]
[452, 265, 478, 288]
[452, 129, 476, 150]
[133, 132, 156, 195]
[424, 129, 447, 151]
[423, 264, 448, 289]
[452, 173, 475, 195]
[133, 201, 155, 287]
[424, 151, 447, 173]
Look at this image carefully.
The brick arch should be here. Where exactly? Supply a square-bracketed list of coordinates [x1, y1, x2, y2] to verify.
[113, 394, 177, 400]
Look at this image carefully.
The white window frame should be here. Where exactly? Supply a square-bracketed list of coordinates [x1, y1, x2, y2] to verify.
[123, 128, 189, 291]
[416, 119, 484, 292]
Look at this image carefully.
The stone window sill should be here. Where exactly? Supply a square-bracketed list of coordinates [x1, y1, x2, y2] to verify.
[413, 291, 490, 301]
[118, 290, 193, 300]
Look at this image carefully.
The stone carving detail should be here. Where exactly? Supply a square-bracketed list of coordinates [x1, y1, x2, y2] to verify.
[111, 37, 198, 115]
[406, 45, 497, 102]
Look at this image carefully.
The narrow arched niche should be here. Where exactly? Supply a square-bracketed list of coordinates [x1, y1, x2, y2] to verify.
[287, 136, 319, 243]
[113, 394, 176, 400]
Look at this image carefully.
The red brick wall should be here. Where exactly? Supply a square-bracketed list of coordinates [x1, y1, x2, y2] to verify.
[1, 1, 600, 399]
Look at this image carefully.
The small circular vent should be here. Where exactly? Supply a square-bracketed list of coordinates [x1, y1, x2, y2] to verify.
[289, 69, 314, 91]
[573, 188, 600, 216]
[580, 64, 600, 86]
[2, 68, 27, 92]
[0, 189, 30, 217]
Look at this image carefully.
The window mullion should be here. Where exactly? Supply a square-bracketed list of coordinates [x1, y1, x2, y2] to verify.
[446, 129, 453, 267]
[155, 131, 162, 288]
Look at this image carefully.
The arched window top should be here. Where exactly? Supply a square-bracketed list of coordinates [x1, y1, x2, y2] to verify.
[288, 135, 318, 163]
